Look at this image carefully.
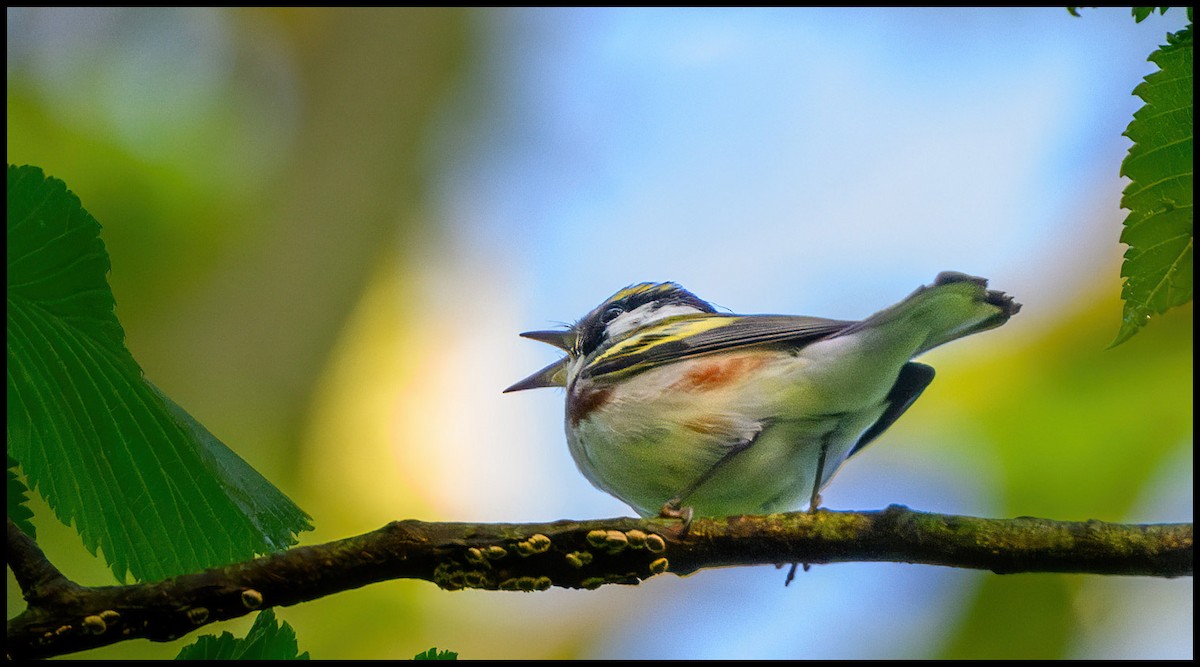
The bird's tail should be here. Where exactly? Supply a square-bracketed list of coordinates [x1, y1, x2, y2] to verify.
[842, 271, 1020, 356]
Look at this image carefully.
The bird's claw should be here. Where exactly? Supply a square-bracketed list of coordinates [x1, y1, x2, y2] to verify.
[659, 499, 694, 537]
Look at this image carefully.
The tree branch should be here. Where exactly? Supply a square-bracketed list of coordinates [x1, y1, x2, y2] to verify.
[7, 518, 77, 604]
[7, 505, 1192, 659]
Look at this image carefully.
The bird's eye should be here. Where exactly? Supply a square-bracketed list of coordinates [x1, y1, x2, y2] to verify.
[601, 306, 623, 324]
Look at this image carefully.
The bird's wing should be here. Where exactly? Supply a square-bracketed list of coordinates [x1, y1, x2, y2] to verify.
[585, 314, 855, 379]
[846, 361, 935, 459]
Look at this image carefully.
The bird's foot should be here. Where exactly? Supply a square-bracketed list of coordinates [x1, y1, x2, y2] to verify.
[659, 498, 694, 537]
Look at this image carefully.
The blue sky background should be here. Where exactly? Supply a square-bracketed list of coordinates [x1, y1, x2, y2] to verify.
[437, 7, 1157, 320]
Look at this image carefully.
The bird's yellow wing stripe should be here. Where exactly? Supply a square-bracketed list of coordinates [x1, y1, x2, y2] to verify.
[584, 314, 854, 379]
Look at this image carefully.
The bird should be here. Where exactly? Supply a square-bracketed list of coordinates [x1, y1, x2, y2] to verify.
[504, 272, 1019, 522]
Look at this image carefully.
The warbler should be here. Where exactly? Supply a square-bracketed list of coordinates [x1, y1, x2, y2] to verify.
[504, 272, 1019, 521]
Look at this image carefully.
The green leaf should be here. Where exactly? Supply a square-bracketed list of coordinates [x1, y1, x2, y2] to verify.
[1131, 7, 1169, 23]
[175, 609, 310, 660]
[1069, 8, 1183, 23]
[1068, 7, 1174, 21]
[1131, 7, 1174, 23]
[7, 165, 312, 582]
[1114, 25, 1194, 345]
[7, 455, 37, 539]
[414, 647, 459, 660]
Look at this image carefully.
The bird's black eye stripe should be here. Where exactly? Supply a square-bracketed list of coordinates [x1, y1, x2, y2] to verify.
[576, 282, 714, 358]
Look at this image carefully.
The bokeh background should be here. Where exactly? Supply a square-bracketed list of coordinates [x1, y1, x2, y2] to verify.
[6, 7, 1192, 659]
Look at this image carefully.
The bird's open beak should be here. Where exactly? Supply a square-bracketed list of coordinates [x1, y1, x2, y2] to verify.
[503, 358, 569, 393]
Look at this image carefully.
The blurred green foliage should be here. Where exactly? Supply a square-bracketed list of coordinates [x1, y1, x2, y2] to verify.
[936, 291, 1191, 659]
[7, 7, 471, 659]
